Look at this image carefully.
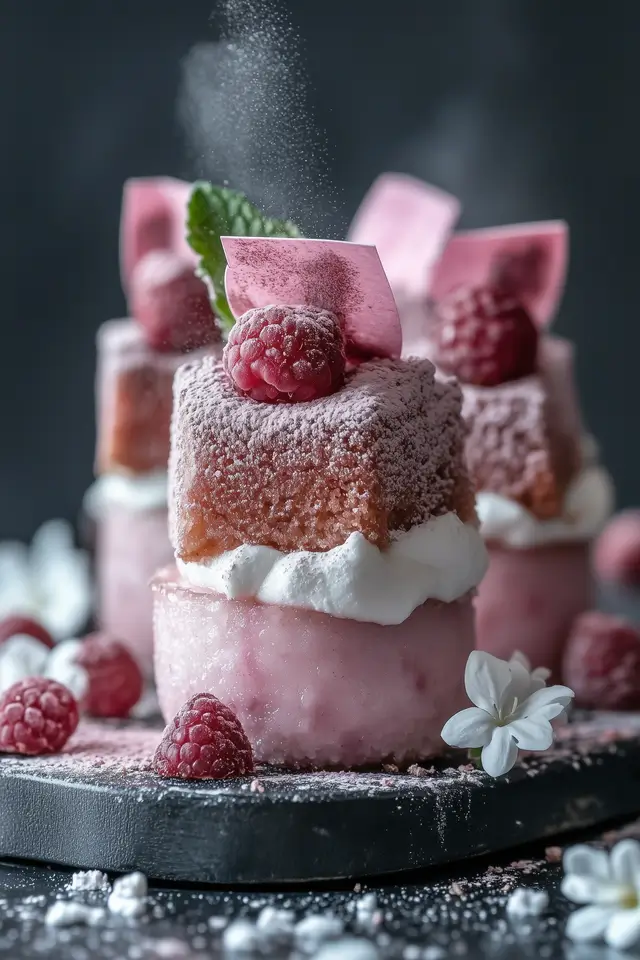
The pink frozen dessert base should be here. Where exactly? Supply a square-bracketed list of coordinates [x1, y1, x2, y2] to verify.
[97, 504, 174, 678]
[152, 567, 475, 768]
[475, 542, 593, 678]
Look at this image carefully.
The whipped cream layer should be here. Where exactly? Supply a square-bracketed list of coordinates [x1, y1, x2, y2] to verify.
[84, 471, 168, 515]
[177, 512, 488, 626]
[478, 464, 614, 549]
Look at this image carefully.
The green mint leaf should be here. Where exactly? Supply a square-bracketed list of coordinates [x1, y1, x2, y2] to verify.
[186, 182, 301, 335]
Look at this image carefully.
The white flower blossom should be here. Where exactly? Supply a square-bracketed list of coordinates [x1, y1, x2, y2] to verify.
[562, 841, 640, 951]
[441, 650, 574, 777]
[0, 520, 92, 641]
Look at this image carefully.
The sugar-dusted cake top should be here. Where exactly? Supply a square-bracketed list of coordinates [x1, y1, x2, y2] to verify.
[462, 340, 583, 519]
[169, 354, 474, 560]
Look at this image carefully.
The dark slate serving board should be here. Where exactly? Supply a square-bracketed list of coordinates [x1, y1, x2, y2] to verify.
[0, 713, 639, 885]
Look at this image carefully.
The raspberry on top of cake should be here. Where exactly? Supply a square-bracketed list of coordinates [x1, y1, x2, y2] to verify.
[169, 236, 476, 561]
[97, 179, 224, 475]
[427, 221, 585, 521]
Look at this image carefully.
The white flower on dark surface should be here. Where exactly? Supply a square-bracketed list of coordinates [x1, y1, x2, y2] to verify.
[509, 650, 551, 693]
[0, 520, 92, 641]
[441, 650, 574, 777]
[562, 841, 640, 951]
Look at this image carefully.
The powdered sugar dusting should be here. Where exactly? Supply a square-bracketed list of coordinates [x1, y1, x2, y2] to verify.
[169, 355, 473, 559]
[179, 0, 341, 237]
[462, 373, 578, 521]
[223, 237, 402, 360]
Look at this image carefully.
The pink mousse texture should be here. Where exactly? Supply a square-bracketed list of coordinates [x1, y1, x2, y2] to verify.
[153, 568, 475, 767]
[169, 355, 474, 560]
[96, 504, 173, 678]
[475, 543, 593, 677]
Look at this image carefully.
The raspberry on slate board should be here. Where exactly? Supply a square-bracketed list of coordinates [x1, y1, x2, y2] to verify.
[154, 693, 254, 780]
[0, 677, 79, 755]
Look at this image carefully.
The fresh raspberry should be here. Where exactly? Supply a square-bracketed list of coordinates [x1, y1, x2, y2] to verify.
[223, 305, 346, 403]
[154, 693, 254, 780]
[562, 611, 640, 710]
[433, 285, 539, 386]
[130, 250, 220, 353]
[0, 677, 79, 755]
[0, 616, 54, 650]
[593, 511, 640, 587]
[76, 633, 144, 718]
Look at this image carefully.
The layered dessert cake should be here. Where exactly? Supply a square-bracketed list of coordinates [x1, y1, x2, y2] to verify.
[429, 225, 613, 674]
[87, 178, 223, 676]
[153, 229, 487, 767]
[351, 175, 614, 674]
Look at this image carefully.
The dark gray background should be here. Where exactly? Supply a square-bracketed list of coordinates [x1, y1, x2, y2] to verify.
[0, 0, 636, 540]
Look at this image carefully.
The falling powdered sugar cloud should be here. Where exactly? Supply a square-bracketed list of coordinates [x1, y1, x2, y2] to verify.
[178, 0, 341, 236]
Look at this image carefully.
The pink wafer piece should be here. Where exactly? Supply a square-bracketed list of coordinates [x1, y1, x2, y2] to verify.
[430, 221, 569, 328]
[348, 173, 460, 303]
[222, 237, 402, 359]
[120, 177, 195, 292]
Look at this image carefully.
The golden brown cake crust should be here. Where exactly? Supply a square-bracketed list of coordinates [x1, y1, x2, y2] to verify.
[170, 356, 475, 561]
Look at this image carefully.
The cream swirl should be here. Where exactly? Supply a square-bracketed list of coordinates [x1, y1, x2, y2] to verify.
[84, 471, 168, 515]
[477, 464, 614, 549]
[177, 512, 488, 626]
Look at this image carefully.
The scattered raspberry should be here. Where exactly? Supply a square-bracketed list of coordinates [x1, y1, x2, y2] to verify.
[562, 611, 640, 710]
[433, 285, 539, 386]
[130, 250, 220, 353]
[154, 693, 253, 780]
[593, 510, 640, 587]
[76, 634, 143, 718]
[0, 616, 54, 650]
[0, 677, 79, 755]
[223, 304, 346, 403]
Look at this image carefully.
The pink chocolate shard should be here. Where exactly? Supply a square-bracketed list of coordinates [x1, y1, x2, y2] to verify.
[430, 221, 569, 328]
[222, 237, 403, 359]
[348, 173, 461, 303]
[120, 177, 196, 292]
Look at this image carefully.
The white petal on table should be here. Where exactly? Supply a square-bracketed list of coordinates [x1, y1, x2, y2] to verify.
[464, 651, 512, 717]
[481, 726, 519, 778]
[610, 840, 640, 888]
[565, 905, 617, 943]
[440, 707, 494, 749]
[606, 908, 640, 950]
[512, 684, 575, 720]
[508, 716, 555, 752]
[563, 845, 613, 886]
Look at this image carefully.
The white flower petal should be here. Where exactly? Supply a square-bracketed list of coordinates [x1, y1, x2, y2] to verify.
[504, 657, 533, 707]
[45, 640, 88, 701]
[481, 726, 519, 778]
[508, 716, 554, 752]
[564, 845, 612, 885]
[561, 874, 616, 905]
[513, 684, 575, 720]
[606, 908, 640, 950]
[0, 542, 36, 621]
[610, 840, 640, 888]
[509, 650, 531, 671]
[464, 651, 512, 716]
[31, 521, 92, 639]
[530, 666, 551, 693]
[565, 904, 616, 942]
[0, 635, 49, 693]
[441, 708, 495, 749]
